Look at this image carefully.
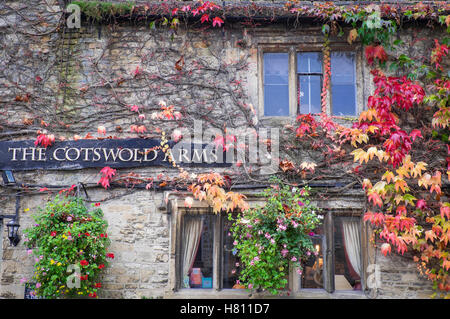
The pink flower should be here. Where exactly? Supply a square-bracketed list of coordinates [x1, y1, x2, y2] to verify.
[36, 283, 41, 288]
[291, 257, 297, 262]
[298, 201, 304, 206]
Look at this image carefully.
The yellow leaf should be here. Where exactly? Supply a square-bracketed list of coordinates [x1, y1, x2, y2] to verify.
[394, 178, 408, 193]
[367, 146, 378, 160]
[366, 125, 380, 134]
[412, 161, 427, 178]
[382, 171, 395, 184]
[396, 166, 410, 179]
[347, 28, 358, 44]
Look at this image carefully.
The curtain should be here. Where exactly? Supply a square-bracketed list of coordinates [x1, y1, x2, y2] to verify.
[342, 219, 361, 278]
[181, 216, 204, 285]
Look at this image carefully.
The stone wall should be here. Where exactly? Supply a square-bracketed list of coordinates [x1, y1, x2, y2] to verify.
[0, 0, 444, 299]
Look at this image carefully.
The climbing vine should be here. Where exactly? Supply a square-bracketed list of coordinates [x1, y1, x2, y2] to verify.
[0, 0, 449, 298]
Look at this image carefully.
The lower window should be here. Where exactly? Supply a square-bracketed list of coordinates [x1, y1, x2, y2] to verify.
[301, 213, 362, 292]
[179, 212, 240, 290]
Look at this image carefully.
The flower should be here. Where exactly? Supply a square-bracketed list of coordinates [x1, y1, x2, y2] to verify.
[298, 201, 304, 206]
[50, 231, 57, 236]
[281, 249, 289, 257]
[98, 264, 105, 269]
[94, 283, 102, 288]
[80, 260, 89, 266]
[308, 231, 315, 236]
[291, 257, 297, 262]
[106, 253, 115, 259]
[36, 282, 41, 288]
[89, 292, 97, 298]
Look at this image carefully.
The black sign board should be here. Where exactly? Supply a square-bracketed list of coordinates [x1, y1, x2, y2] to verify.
[0, 138, 232, 171]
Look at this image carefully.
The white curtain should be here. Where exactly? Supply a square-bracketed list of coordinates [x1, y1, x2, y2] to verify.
[181, 216, 204, 284]
[342, 220, 362, 277]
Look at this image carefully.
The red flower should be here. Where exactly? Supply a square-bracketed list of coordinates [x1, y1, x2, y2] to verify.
[98, 264, 105, 269]
[89, 292, 97, 298]
[106, 253, 115, 259]
[50, 231, 57, 237]
[80, 275, 88, 280]
[100, 233, 108, 238]
[94, 283, 102, 288]
[95, 203, 101, 207]
[80, 260, 89, 266]
[85, 232, 90, 236]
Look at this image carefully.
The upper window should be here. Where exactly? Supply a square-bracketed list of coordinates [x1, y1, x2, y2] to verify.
[263, 53, 290, 116]
[262, 50, 357, 117]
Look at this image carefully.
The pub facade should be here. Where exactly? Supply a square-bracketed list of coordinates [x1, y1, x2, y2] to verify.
[0, 0, 448, 299]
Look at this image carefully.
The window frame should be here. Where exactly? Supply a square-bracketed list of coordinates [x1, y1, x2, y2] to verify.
[258, 43, 363, 120]
[298, 210, 367, 294]
[167, 197, 369, 298]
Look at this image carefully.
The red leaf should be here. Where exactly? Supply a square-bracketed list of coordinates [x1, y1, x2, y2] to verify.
[416, 199, 427, 210]
[409, 129, 422, 142]
[212, 17, 224, 27]
[200, 13, 209, 23]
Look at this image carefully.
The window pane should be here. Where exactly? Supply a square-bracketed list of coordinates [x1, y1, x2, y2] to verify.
[264, 53, 289, 116]
[334, 216, 362, 291]
[298, 52, 322, 73]
[299, 75, 321, 114]
[301, 225, 324, 289]
[331, 52, 356, 116]
[223, 217, 241, 289]
[264, 85, 289, 116]
[181, 214, 214, 288]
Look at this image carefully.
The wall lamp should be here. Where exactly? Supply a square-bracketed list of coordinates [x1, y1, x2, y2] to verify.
[7, 219, 21, 246]
[1, 190, 21, 246]
[2, 170, 16, 185]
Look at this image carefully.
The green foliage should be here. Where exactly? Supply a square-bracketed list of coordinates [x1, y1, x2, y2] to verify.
[229, 178, 322, 295]
[23, 195, 112, 298]
[70, 1, 135, 22]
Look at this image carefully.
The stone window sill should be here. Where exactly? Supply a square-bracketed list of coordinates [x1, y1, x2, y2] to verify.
[165, 288, 367, 299]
